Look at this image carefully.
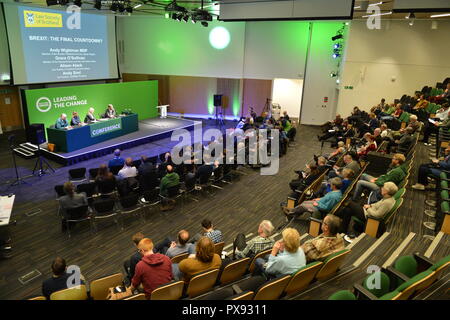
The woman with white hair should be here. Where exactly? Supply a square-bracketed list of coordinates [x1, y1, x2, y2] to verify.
[84, 107, 97, 123]
[335, 182, 398, 238]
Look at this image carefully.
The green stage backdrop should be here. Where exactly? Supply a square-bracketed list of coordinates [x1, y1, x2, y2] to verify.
[24, 81, 158, 138]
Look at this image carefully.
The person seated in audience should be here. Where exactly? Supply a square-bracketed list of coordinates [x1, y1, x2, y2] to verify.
[129, 238, 173, 299]
[373, 128, 383, 146]
[108, 149, 125, 169]
[412, 146, 450, 190]
[336, 182, 398, 236]
[301, 214, 345, 262]
[70, 111, 82, 127]
[157, 152, 173, 178]
[242, 117, 254, 132]
[319, 168, 354, 197]
[282, 111, 290, 121]
[233, 220, 275, 260]
[59, 182, 88, 232]
[413, 94, 429, 111]
[118, 158, 138, 179]
[159, 165, 180, 210]
[404, 114, 420, 134]
[386, 126, 415, 154]
[328, 153, 360, 179]
[138, 156, 159, 191]
[327, 141, 346, 162]
[84, 107, 97, 123]
[283, 177, 343, 220]
[42, 257, 84, 299]
[289, 162, 321, 198]
[104, 104, 116, 118]
[175, 237, 221, 282]
[195, 157, 215, 182]
[318, 118, 344, 142]
[189, 218, 224, 244]
[316, 156, 329, 172]
[367, 113, 380, 131]
[253, 228, 306, 278]
[434, 103, 450, 121]
[236, 117, 246, 130]
[95, 164, 116, 194]
[55, 113, 68, 129]
[124, 232, 145, 284]
[155, 230, 196, 258]
[380, 123, 394, 141]
[422, 107, 450, 145]
[357, 133, 377, 157]
[352, 153, 406, 201]
[380, 103, 403, 122]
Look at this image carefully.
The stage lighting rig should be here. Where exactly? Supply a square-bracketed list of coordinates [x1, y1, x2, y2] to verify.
[94, 0, 102, 10]
[73, 0, 82, 7]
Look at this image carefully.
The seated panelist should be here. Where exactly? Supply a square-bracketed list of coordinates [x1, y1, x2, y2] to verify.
[55, 113, 68, 129]
[84, 107, 97, 124]
[105, 104, 116, 119]
[70, 111, 82, 126]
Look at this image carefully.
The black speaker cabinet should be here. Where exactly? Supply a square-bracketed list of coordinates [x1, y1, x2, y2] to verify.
[27, 123, 46, 145]
[213, 94, 223, 107]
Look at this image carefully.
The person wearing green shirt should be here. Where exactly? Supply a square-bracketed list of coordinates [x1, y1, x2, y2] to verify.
[352, 153, 406, 201]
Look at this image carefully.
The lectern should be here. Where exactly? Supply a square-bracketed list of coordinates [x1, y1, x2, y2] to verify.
[157, 105, 169, 119]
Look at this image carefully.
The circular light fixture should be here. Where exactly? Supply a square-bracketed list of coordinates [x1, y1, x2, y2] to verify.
[209, 26, 230, 49]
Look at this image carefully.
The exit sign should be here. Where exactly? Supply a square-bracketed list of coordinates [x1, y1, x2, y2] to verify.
[344, 86, 354, 90]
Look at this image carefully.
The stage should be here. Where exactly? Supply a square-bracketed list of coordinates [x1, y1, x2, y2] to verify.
[38, 117, 199, 166]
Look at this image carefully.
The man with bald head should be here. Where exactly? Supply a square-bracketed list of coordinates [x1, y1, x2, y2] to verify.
[155, 229, 196, 258]
[55, 113, 68, 129]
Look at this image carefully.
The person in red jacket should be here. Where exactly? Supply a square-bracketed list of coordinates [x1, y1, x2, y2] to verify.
[129, 238, 173, 299]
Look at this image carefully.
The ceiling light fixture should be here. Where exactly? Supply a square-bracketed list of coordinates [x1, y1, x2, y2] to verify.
[430, 13, 450, 18]
[94, 0, 101, 10]
[361, 11, 392, 18]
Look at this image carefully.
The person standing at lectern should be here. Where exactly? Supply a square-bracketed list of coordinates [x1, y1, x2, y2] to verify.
[70, 111, 82, 126]
[105, 104, 116, 118]
[55, 113, 68, 129]
[84, 107, 96, 123]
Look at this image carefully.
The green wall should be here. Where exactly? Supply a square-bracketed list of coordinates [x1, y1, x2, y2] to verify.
[24, 80, 158, 137]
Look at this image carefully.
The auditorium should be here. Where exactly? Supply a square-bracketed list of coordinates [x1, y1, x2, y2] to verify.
[0, 0, 449, 304]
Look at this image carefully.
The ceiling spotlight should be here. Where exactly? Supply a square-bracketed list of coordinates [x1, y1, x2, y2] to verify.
[191, 18, 197, 24]
[409, 20, 414, 26]
[46, 0, 58, 5]
[182, 15, 189, 23]
[333, 43, 341, 49]
[126, 6, 133, 13]
[406, 12, 415, 19]
[331, 34, 343, 41]
[201, 21, 208, 27]
[118, 3, 126, 13]
[332, 53, 340, 59]
[73, 0, 82, 7]
[94, 0, 101, 10]
[330, 72, 338, 78]
[134, 4, 142, 9]
[165, 12, 170, 19]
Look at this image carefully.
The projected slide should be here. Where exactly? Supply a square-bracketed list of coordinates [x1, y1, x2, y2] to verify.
[4, 4, 118, 84]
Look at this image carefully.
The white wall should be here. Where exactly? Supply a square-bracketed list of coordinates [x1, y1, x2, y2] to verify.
[272, 78, 303, 119]
[301, 22, 345, 125]
[337, 20, 450, 117]
[0, 5, 11, 84]
[116, 17, 246, 79]
[243, 21, 309, 79]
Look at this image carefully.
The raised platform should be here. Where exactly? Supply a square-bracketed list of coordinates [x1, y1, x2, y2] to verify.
[38, 117, 198, 166]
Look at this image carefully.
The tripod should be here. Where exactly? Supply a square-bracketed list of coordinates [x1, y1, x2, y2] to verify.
[262, 98, 272, 117]
[32, 144, 55, 177]
[215, 106, 226, 133]
[7, 135, 29, 187]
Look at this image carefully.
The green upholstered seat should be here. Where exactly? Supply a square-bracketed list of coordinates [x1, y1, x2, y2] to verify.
[393, 188, 406, 200]
[323, 249, 348, 263]
[379, 290, 400, 300]
[362, 271, 391, 298]
[328, 290, 356, 300]
[441, 190, 449, 202]
[429, 255, 450, 271]
[396, 270, 433, 292]
[441, 201, 450, 214]
[351, 216, 364, 225]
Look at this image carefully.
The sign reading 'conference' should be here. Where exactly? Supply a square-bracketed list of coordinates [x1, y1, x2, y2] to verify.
[36, 95, 87, 112]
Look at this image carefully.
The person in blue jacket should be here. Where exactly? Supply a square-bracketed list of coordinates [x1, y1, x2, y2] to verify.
[55, 113, 68, 129]
[284, 177, 343, 220]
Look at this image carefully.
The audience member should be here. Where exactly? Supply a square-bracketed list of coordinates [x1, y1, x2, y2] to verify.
[108, 149, 125, 168]
[253, 228, 306, 277]
[233, 220, 275, 259]
[59, 182, 88, 232]
[412, 146, 450, 190]
[95, 164, 116, 194]
[118, 158, 138, 179]
[352, 153, 406, 201]
[124, 232, 145, 283]
[42, 257, 84, 299]
[155, 230, 196, 258]
[301, 215, 345, 262]
[176, 237, 221, 282]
